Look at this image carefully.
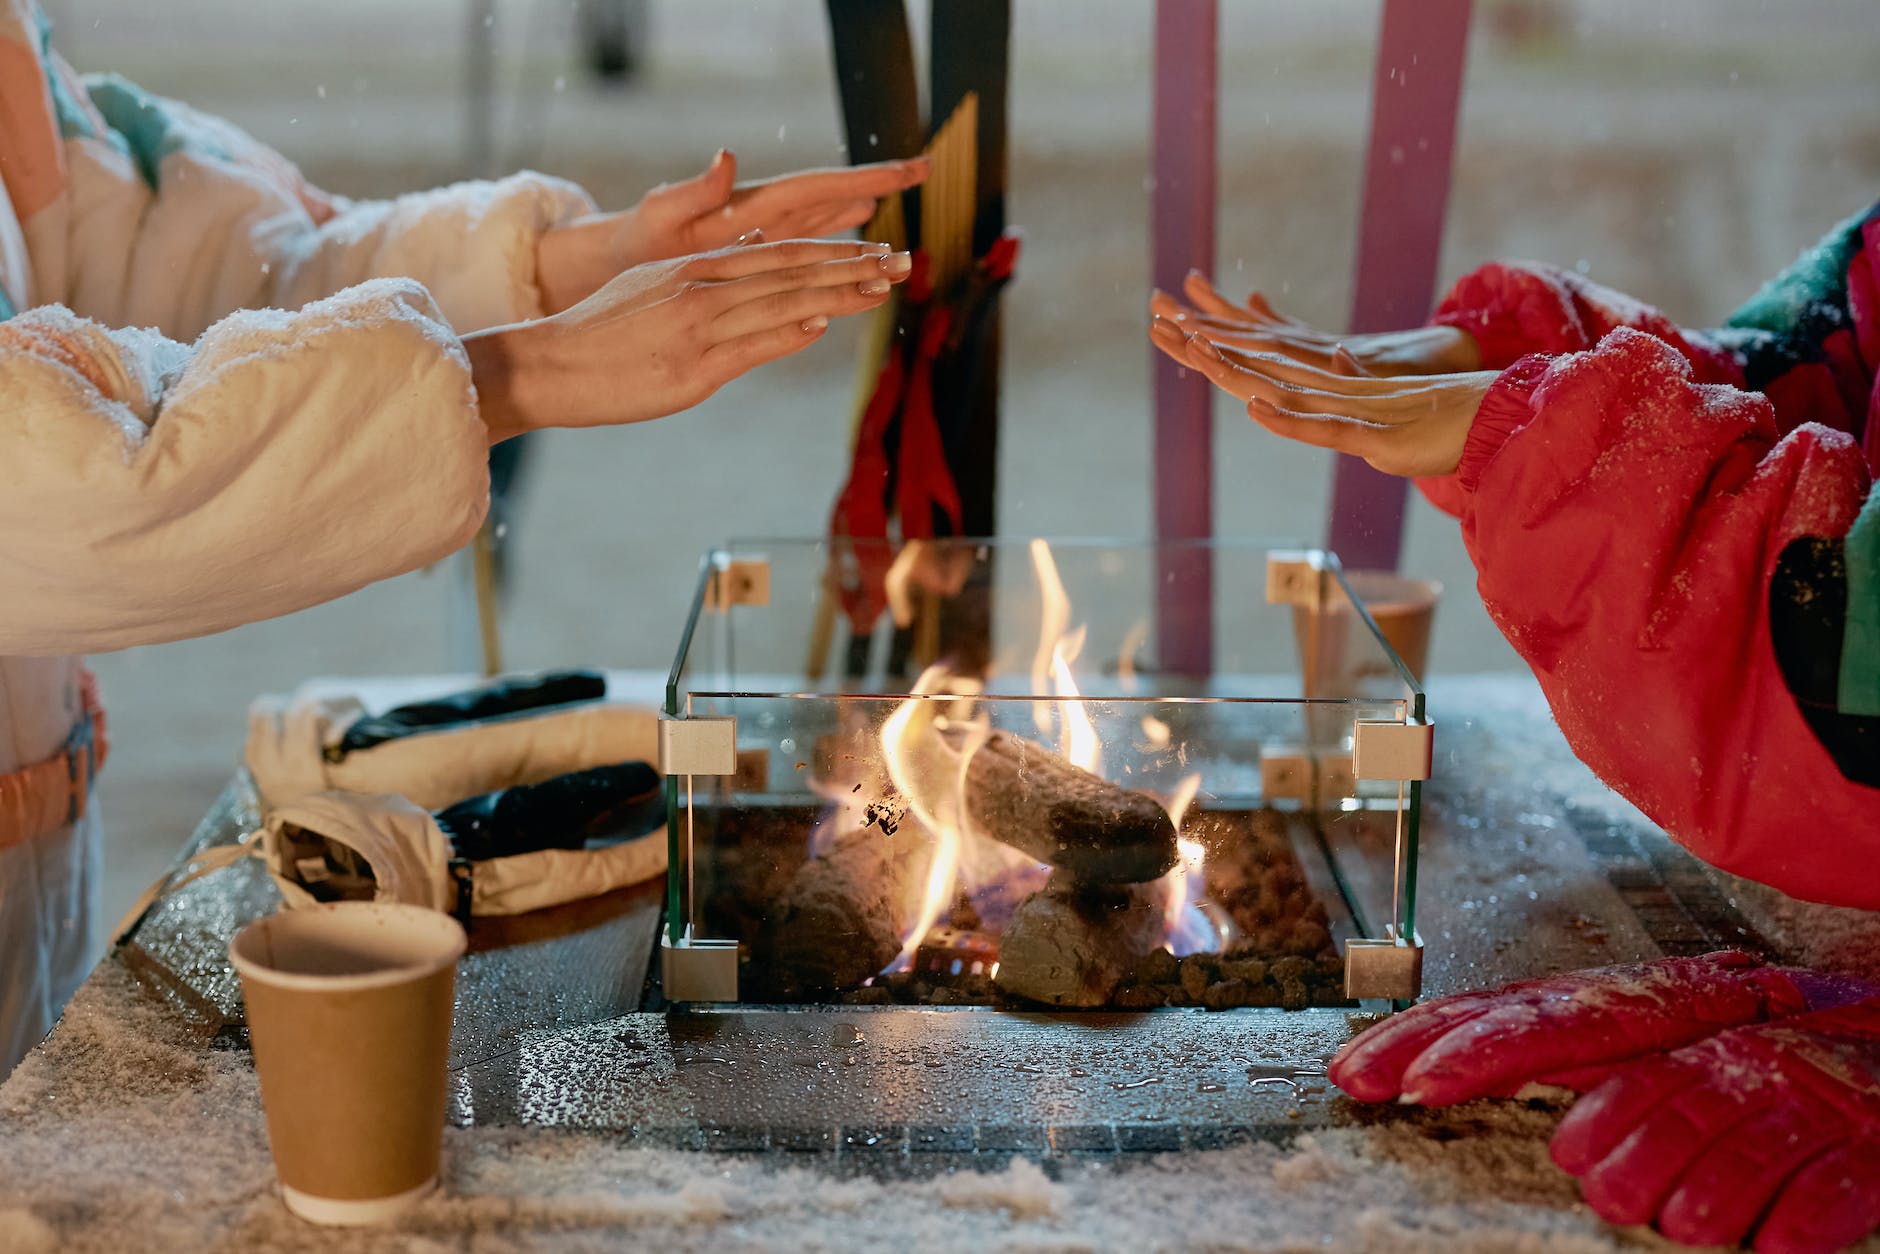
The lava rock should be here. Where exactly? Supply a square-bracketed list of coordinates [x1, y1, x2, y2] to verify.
[1136, 948, 1180, 986]
[1179, 955, 1216, 1002]
[1201, 978, 1251, 1010]
[1112, 982, 1166, 1010]
[1219, 956, 1269, 986]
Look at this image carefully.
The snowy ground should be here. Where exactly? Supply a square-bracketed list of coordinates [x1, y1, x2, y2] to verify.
[12, 677, 1868, 1253]
[0, 963, 1676, 1254]
[44, 1, 1880, 954]
[0, 963, 1667, 1254]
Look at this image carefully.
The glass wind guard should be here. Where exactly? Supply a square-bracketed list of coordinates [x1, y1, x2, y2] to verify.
[661, 538, 1428, 1009]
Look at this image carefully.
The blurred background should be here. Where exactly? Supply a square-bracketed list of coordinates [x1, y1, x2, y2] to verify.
[59, 0, 1880, 919]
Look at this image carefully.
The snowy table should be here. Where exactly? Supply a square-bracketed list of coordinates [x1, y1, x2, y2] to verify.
[2, 675, 1875, 1253]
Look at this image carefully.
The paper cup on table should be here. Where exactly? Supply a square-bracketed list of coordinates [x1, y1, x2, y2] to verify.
[230, 901, 465, 1226]
[1293, 571, 1436, 736]
[1340, 570, 1441, 684]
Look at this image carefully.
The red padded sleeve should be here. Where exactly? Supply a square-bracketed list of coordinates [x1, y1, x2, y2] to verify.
[1450, 327, 1877, 907]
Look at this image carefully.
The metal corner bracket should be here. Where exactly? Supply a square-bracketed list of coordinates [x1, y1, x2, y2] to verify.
[1344, 925, 1424, 1001]
[658, 715, 738, 777]
[1265, 548, 1335, 610]
[1260, 745, 1356, 810]
[704, 556, 771, 611]
[1351, 717, 1433, 782]
[660, 927, 739, 1003]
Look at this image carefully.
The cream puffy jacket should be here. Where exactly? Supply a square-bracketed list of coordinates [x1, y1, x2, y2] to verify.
[0, 0, 593, 1067]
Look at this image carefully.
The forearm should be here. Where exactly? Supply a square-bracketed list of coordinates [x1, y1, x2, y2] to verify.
[462, 324, 536, 447]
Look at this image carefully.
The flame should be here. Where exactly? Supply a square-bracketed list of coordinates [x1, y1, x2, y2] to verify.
[861, 540, 1228, 978]
[884, 542, 924, 629]
[1138, 714, 1171, 751]
[879, 664, 988, 970]
[1028, 539, 1070, 737]
[1159, 774, 1226, 955]
[1117, 621, 1149, 692]
[1031, 541, 1100, 775]
[1050, 626, 1101, 775]
[1165, 772, 1203, 832]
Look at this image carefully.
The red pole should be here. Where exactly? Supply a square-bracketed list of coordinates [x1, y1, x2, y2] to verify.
[1326, 0, 1473, 572]
[1152, 0, 1218, 676]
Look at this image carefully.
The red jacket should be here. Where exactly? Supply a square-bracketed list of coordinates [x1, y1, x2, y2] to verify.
[1418, 204, 1880, 909]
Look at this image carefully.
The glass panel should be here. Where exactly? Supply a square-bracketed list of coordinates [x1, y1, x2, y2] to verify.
[681, 537, 1407, 699]
[665, 538, 1428, 1006]
[678, 691, 1397, 1009]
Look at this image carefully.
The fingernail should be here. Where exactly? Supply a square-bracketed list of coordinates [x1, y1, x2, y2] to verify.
[1187, 334, 1223, 361]
[859, 278, 891, 296]
[880, 252, 912, 275]
[803, 316, 828, 333]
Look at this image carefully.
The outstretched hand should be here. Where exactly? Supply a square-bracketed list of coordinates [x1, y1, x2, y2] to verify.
[467, 239, 913, 443]
[1150, 312, 1498, 477]
[1151, 270, 1481, 378]
[537, 150, 929, 314]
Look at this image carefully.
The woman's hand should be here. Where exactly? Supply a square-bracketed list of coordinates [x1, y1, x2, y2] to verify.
[1150, 270, 1481, 378]
[535, 150, 928, 314]
[468, 239, 912, 444]
[1150, 313, 1498, 477]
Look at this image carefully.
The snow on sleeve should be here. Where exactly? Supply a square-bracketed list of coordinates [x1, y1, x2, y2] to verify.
[263, 172, 597, 333]
[0, 278, 489, 657]
[1453, 328, 1880, 907]
[63, 76, 593, 339]
[1432, 260, 1742, 385]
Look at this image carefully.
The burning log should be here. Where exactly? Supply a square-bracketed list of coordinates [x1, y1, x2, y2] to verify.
[993, 871, 1165, 1008]
[961, 729, 1178, 884]
[756, 823, 918, 998]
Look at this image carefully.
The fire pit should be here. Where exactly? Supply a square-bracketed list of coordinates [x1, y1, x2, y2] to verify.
[658, 539, 1429, 1011]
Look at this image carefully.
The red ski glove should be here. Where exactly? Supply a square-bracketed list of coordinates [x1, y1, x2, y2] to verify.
[1330, 951, 1873, 1106]
[1552, 995, 1880, 1254]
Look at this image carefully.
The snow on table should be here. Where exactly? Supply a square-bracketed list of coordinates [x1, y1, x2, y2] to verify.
[1, 675, 1874, 1252]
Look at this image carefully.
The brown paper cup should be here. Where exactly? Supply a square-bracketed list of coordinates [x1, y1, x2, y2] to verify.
[1339, 570, 1441, 684]
[1292, 570, 1442, 724]
[230, 902, 465, 1226]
